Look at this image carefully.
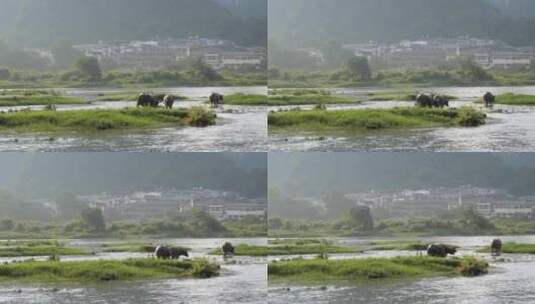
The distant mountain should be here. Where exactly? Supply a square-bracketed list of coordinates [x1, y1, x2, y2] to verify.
[2, 0, 266, 47]
[269, 0, 535, 47]
[212, 0, 267, 18]
[486, 0, 535, 17]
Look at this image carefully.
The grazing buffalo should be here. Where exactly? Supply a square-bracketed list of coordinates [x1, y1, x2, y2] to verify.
[137, 93, 160, 107]
[209, 93, 224, 108]
[491, 239, 502, 256]
[154, 246, 189, 260]
[163, 95, 176, 109]
[416, 94, 449, 108]
[483, 92, 495, 108]
[222, 242, 235, 257]
[427, 244, 457, 258]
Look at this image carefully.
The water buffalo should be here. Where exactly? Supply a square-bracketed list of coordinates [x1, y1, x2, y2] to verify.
[483, 92, 495, 108]
[154, 246, 189, 260]
[209, 93, 224, 108]
[222, 242, 235, 257]
[427, 244, 457, 258]
[169, 247, 189, 259]
[491, 239, 502, 256]
[163, 95, 176, 109]
[137, 93, 160, 107]
[416, 94, 449, 108]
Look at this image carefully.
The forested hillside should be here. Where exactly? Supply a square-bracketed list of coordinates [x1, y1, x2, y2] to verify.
[0, 0, 266, 47]
[269, 0, 535, 47]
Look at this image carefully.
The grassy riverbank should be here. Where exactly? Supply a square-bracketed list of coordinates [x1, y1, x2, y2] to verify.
[0, 90, 84, 106]
[208, 242, 360, 257]
[268, 106, 486, 132]
[268, 89, 358, 105]
[93, 92, 187, 102]
[494, 93, 535, 105]
[0, 258, 219, 283]
[0, 240, 89, 257]
[269, 256, 488, 283]
[222, 93, 267, 105]
[478, 242, 535, 254]
[0, 107, 216, 133]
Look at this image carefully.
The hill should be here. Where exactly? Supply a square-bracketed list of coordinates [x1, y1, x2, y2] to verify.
[1, 0, 266, 47]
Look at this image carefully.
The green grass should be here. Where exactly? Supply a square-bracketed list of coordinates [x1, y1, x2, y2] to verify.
[98, 243, 189, 253]
[222, 93, 267, 105]
[268, 239, 333, 246]
[494, 93, 535, 105]
[208, 242, 360, 257]
[268, 256, 488, 283]
[478, 242, 535, 254]
[268, 106, 486, 132]
[0, 107, 216, 133]
[0, 258, 219, 283]
[0, 245, 89, 257]
[268, 93, 358, 106]
[93, 92, 187, 102]
[368, 240, 428, 251]
[0, 91, 84, 106]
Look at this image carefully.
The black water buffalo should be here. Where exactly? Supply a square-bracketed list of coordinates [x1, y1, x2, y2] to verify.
[209, 93, 224, 108]
[155, 246, 189, 260]
[483, 92, 495, 108]
[416, 94, 449, 108]
[427, 244, 457, 258]
[222, 242, 235, 257]
[137, 93, 160, 107]
[163, 95, 176, 109]
[491, 239, 502, 256]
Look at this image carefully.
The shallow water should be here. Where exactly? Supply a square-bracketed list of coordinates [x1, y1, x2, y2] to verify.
[0, 86, 267, 152]
[268, 235, 535, 304]
[0, 238, 267, 304]
[269, 86, 535, 152]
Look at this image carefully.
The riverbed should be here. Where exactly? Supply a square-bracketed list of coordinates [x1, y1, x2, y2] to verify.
[268, 235, 535, 304]
[0, 86, 267, 152]
[0, 238, 267, 304]
[269, 86, 535, 152]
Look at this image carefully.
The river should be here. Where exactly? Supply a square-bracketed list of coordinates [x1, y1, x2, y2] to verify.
[0, 238, 267, 304]
[268, 235, 535, 304]
[269, 86, 535, 152]
[0, 86, 267, 152]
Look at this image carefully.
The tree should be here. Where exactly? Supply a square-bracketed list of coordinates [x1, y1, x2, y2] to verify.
[80, 207, 106, 232]
[460, 208, 495, 231]
[51, 40, 82, 69]
[349, 205, 374, 231]
[191, 208, 227, 233]
[347, 56, 372, 81]
[75, 56, 102, 80]
[190, 58, 222, 81]
[0, 218, 14, 231]
[0, 68, 10, 80]
[459, 57, 493, 82]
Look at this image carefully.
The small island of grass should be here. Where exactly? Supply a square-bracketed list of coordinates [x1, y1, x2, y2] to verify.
[493, 93, 535, 105]
[478, 242, 535, 254]
[268, 106, 486, 132]
[0, 240, 89, 257]
[268, 89, 359, 106]
[208, 242, 361, 257]
[0, 258, 220, 283]
[0, 90, 84, 106]
[222, 93, 267, 105]
[0, 107, 216, 133]
[269, 256, 488, 284]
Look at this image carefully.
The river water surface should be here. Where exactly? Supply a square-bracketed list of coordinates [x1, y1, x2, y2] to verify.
[0, 86, 267, 152]
[0, 238, 267, 304]
[268, 235, 535, 304]
[269, 86, 535, 152]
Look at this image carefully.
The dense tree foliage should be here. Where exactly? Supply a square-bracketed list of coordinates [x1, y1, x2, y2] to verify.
[81, 208, 106, 232]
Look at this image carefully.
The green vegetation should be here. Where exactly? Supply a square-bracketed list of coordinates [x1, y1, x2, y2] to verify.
[269, 256, 488, 283]
[494, 93, 535, 105]
[0, 107, 216, 133]
[0, 258, 219, 283]
[221, 93, 267, 105]
[368, 240, 428, 251]
[209, 242, 360, 257]
[268, 91, 358, 106]
[268, 107, 486, 132]
[0, 91, 84, 106]
[93, 92, 186, 102]
[0, 241, 89, 257]
[479, 242, 535, 254]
